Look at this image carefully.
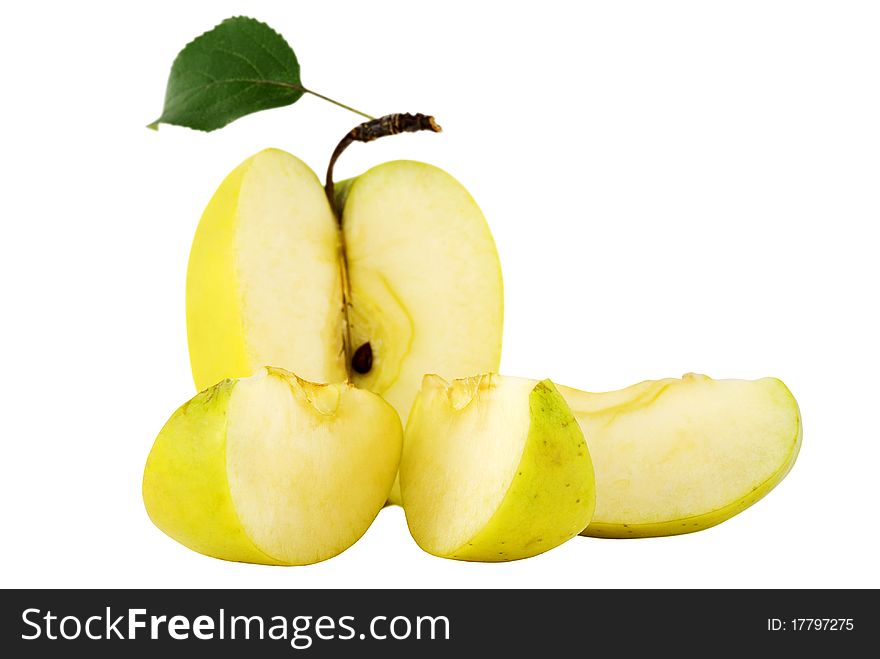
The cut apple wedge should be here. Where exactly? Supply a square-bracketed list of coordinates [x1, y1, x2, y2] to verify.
[400, 374, 595, 561]
[187, 150, 346, 389]
[339, 160, 503, 417]
[186, 150, 503, 425]
[142, 367, 402, 565]
[557, 374, 802, 538]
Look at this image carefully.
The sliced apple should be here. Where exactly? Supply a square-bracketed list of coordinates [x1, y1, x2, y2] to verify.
[339, 161, 503, 414]
[187, 150, 346, 390]
[186, 150, 502, 421]
[400, 374, 595, 561]
[557, 374, 801, 538]
[142, 367, 402, 565]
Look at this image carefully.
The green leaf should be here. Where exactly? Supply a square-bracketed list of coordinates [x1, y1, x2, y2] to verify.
[151, 16, 305, 131]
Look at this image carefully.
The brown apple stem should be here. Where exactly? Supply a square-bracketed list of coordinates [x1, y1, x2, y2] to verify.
[325, 113, 442, 381]
[324, 113, 442, 215]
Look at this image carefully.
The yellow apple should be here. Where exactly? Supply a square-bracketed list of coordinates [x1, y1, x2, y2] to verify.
[186, 149, 503, 416]
[400, 374, 595, 561]
[558, 374, 801, 537]
[142, 367, 402, 565]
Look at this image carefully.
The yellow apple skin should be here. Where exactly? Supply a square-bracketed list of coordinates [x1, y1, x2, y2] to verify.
[558, 374, 802, 538]
[186, 163, 252, 391]
[142, 380, 280, 564]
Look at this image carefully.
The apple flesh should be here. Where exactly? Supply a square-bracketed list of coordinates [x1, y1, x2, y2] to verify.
[142, 367, 402, 565]
[400, 374, 595, 561]
[186, 149, 503, 421]
[187, 150, 346, 389]
[338, 160, 503, 418]
[558, 374, 801, 538]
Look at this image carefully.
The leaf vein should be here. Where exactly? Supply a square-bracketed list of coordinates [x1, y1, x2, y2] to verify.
[241, 25, 295, 76]
[211, 47, 264, 77]
[163, 79, 298, 114]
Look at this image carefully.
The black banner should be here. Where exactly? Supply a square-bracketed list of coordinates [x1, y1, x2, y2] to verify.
[0, 589, 872, 656]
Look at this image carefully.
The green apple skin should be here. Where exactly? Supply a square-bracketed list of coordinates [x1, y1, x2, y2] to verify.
[143, 380, 279, 564]
[143, 368, 402, 565]
[401, 374, 595, 562]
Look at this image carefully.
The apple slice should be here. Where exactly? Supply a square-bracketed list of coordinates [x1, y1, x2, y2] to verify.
[142, 367, 402, 565]
[557, 374, 802, 538]
[186, 150, 502, 425]
[400, 374, 595, 561]
[338, 161, 503, 416]
[187, 149, 346, 390]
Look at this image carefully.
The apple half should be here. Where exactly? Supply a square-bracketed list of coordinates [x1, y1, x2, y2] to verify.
[558, 374, 802, 537]
[400, 374, 595, 561]
[142, 367, 402, 565]
[186, 149, 503, 423]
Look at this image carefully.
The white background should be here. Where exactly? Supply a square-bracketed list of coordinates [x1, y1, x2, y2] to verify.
[1, 1, 878, 589]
